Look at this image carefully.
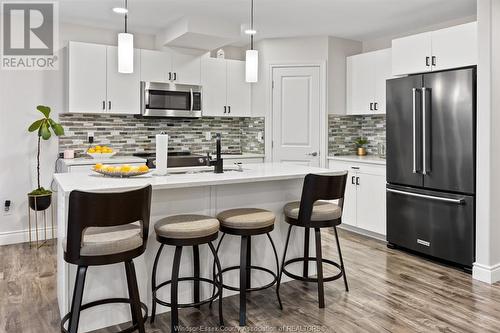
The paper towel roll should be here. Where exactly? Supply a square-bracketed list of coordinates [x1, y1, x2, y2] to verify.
[155, 133, 168, 175]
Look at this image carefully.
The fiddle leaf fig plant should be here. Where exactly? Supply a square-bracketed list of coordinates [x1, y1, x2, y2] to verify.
[28, 105, 64, 196]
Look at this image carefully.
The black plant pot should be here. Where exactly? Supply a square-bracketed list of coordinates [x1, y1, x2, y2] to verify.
[28, 194, 52, 211]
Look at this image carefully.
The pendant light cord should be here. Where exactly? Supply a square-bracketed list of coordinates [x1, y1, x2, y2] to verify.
[250, 0, 254, 50]
[124, 0, 128, 33]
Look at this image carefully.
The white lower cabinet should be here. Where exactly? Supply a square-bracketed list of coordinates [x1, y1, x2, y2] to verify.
[329, 159, 386, 236]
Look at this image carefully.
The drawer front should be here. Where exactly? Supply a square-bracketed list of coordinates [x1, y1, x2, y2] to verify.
[329, 160, 386, 176]
[387, 185, 474, 267]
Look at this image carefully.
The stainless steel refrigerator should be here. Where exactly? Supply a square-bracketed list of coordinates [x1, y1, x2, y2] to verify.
[386, 67, 476, 269]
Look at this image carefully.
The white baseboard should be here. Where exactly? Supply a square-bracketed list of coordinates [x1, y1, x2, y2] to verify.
[473, 262, 500, 284]
[338, 224, 387, 242]
[0, 227, 57, 246]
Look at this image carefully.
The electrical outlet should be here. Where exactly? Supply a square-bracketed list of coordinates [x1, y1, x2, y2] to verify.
[3, 200, 12, 216]
[205, 132, 212, 141]
[257, 131, 264, 143]
[87, 132, 94, 144]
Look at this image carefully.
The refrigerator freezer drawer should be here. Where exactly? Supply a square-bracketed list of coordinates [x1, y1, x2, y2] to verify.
[387, 185, 474, 267]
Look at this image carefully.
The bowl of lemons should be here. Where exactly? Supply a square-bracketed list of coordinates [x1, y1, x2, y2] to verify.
[92, 163, 150, 178]
[87, 146, 116, 159]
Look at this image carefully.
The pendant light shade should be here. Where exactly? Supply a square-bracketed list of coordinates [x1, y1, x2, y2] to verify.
[245, 49, 258, 83]
[118, 0, 134, 73]
[118, 32, 134, 73]
[245, 0, 258, 83]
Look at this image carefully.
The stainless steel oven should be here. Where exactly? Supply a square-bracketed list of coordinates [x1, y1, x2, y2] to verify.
[141, 81, 202, 118]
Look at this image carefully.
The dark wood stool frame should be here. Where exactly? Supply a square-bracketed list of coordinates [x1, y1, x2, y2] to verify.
[61, 186, 152, 333]
[211, 223, 282, 327]
[276, 173, 349, 309]
[150, 232, 224, 332]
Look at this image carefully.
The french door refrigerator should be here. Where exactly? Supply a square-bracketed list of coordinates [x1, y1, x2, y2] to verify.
[386, 67, 476, 269]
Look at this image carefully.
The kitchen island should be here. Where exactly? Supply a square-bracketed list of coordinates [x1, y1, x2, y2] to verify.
[54, 163, 344, 332]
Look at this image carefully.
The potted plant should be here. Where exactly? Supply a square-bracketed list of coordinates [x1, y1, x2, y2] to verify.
[27, 105, 64, 211]
[354, 137, 368, 156]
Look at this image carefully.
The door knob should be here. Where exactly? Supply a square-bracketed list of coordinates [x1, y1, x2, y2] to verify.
[306, 152, 318, 157]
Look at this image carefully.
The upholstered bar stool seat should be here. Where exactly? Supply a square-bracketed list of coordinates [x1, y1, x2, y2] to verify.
[218, 208, 275, 232]
[284, 201, 342, 222]
[150, 214, 224, 332]
[155, 215, 220, 240]
[213, 208, 281, 326]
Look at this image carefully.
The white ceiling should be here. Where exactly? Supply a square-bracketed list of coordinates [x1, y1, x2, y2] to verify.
[57, 0, 476, 43]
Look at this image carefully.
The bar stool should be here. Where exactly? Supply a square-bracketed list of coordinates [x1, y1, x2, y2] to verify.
[61, 186, 152, 333]
[150, 214, 224, 332]
[277, 172, 348, 309]
[214, 208, 282, 326]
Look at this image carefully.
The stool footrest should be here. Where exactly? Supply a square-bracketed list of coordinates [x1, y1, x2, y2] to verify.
[61, 298, 148, 333]
[153, 276, 222, 308]
[216, 265, 278, 292]
[282, 257, 343, 283]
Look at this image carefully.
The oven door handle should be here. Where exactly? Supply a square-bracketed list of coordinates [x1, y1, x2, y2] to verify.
[190, 88, 194, 112]
[387, 188, 464, 205]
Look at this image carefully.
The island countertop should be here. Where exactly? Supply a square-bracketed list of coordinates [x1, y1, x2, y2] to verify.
[53, 163, 343, 193]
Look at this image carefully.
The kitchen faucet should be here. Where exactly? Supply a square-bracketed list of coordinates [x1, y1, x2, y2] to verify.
[206, 133, 224, 173]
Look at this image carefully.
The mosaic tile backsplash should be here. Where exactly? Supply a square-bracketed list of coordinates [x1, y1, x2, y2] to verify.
[328, 114, 386, 156]
[58, 114, 265, 156]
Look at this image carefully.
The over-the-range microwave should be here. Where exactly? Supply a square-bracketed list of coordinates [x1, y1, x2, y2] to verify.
[140, 81, 202, 118]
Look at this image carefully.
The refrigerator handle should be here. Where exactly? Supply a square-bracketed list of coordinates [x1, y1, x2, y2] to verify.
[422, 87, 427, 175]
[387, 189, 464, 205]
[412, 88, 418, 174]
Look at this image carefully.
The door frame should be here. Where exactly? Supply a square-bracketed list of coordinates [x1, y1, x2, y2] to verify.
[267, 62, 328, 168]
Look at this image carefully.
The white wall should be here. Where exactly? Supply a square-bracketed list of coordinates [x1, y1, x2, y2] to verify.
[473, 0, 500, 284]
[0, 23, 155, 245]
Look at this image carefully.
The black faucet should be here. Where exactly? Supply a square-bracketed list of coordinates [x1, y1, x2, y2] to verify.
[206, 133, 224, 173]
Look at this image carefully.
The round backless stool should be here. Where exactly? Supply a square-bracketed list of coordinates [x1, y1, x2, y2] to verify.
[150, 214, 224, 332]
[277, 173, 349, 309]
[213, 208, 282, 327]
[61, 186, 152, 333]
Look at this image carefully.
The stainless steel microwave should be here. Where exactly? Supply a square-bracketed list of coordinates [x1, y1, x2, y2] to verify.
[141, 81, 202, 118]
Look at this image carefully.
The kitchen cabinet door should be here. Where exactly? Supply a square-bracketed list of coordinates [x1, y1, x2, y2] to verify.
[106, 46, 141, 114]
[431, 22, 477, 72]
[140, 49, 170, 83]
[347, 52, 374, 115]
[373, 49, 392, 114]
[356, 173, 386, 235]
[342, 171, 358, 227]
[201, 57, 227, 116]
[226, 60, 251, 117]
[172, 52, 201, 85]
[392, 31, 432, 76]
[68, 42, 107, 113]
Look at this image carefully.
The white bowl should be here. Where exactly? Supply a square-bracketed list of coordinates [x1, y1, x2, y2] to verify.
[87, 152, 117, 159]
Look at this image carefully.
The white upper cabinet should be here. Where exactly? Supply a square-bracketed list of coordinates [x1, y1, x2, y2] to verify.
[171, 52, 201, 85]
[392, 22, 477, 76]
[226, 60, 251, 117]
[347, 48, 391, 115]
[392, 32, 433, 76]
[68, 42, 140, 114]
[431, 22, 477, 71]
[106, 46, 141, 115]
[140, 49, 170, 83]
[201, 57, 251, 117]
[68, 42, 107, 113]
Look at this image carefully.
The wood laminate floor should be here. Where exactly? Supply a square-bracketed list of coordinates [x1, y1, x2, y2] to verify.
[2, 229, 500, 333]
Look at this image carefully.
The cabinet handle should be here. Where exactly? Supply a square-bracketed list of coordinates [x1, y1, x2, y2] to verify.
[431, 56, 436, 67]
[102, 101, 105, 110]
[351, 176, 355, 185]
[369, 103, 373, 111]
[426, 56, 430, 67]
[351, 166, 360, 170]
[374, 102, 378, 111]
[228, 106, 231, 114]
[224, 106, 227, 114]
[168, 72, 172, 81]
[173, 72, 177, 81]
[108, 101, 111, 110]
[356, 177, 360, 186]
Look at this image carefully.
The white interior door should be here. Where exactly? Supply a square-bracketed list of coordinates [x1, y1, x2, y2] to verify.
[272, 66, 321, 166]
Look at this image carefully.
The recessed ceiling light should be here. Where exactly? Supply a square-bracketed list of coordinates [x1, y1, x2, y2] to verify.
[112, 7, 128, 14]
[244, 29, 257, 35]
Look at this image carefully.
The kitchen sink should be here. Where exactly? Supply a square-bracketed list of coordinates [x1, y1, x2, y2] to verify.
[166, 165, 244, 175]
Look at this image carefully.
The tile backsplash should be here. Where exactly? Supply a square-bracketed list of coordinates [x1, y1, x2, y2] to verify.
[58, 114, 265, 156]
[328, 114, 386, 156]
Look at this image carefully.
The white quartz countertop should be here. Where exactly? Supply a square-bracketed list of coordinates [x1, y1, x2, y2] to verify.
[221, 153, 265, 159]
[328, 155, 386, 165]
[60, 156, 147, 166]
[54, 163, 341, 193]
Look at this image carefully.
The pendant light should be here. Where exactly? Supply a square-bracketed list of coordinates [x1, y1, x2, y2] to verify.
[118, 0, 134, 73]
[245, 0, 258, 83]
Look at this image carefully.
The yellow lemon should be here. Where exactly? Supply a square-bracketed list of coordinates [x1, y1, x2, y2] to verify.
[88, 148, 96, 154]
[94, 163, 103, 170]
[138, 165, 149, 172]
[120, 165, 132, 173]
